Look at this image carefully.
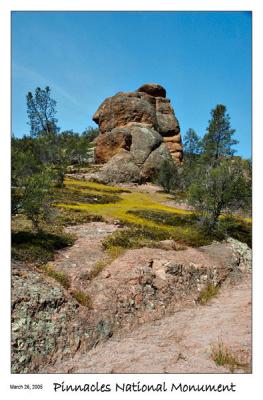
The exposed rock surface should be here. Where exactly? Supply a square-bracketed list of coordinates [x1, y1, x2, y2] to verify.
[45, 277, 251, 373]
[11, 263, 97, 373]
[91, 84, 183, 183]
[12, 220, 251, 373]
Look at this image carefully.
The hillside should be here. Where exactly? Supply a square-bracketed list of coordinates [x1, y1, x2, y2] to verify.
[11, 178, 252, 373]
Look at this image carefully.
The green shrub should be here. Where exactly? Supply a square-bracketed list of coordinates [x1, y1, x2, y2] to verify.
[21, 172, 53, 231]
[221, 216, 251, 248]
[188, 159, 251, 233]
[154, 159, 181, 193]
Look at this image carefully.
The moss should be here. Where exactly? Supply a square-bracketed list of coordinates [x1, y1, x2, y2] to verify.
[56, 187, 192, 234]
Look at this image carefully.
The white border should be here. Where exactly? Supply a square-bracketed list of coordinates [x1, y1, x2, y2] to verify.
[1, 1, 262, 399]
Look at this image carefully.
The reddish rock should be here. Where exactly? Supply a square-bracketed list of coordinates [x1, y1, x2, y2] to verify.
[137, 83, 166, 98]
[92, 92, 158, 134]
[91, 83, 183, 183]
[95, 128, 132, 163]
[156, 97, 180, 136]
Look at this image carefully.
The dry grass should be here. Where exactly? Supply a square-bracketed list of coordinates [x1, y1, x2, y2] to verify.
[41, 263, 71, 289]
[211, 341, 250, 373]
[88, 246, 125, 280]
[197, 283, 219, 305]
[71, 290, 93, 308]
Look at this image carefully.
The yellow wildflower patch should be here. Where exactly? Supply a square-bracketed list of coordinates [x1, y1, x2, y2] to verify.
[57, 179, 191, 232]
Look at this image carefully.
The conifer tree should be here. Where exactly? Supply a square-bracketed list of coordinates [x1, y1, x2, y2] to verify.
[26, 86, 58, 137]
[202, 104, 238, 163]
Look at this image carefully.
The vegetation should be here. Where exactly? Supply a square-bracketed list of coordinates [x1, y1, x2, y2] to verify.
[26, 86, 58, 137]
[22, 172, 52, 231]
[154, 103, 252, 236]
[183, 128, 202, 165]
[154, 159, 181, 193]
[211, 341, 250, 373]
[41, 264, 71, 289]
[202, 104, 238, 163]
[12, 88, 252, 280]
[188, 158, 251, 233]
[197, 283, 220, 305]
[11, 228, 75, 265]
[71, 290, 93, 308]
[56, 208, 104, 226]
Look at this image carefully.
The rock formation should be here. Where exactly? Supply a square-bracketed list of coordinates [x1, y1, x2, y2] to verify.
[92, 83, 183, 183]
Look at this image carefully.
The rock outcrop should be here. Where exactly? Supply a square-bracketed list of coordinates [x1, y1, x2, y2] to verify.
[91, 84, 183, 183]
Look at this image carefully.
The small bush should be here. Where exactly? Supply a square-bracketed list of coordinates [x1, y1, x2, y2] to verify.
[41, 264, 70, 289]
[197, 283, 219, 305]
[221, 216, 252, 248]
[154, 159, 181, 193]
[72, 290, 92, 308]
[211, 341, 250, 373]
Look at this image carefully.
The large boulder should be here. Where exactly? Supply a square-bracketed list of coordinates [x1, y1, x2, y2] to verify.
[141, 143, 173, 181]
[93, 150, 141, 184]
[91, 84, 183, 183]
[93, 92, 158, 134]
[129, 123, 163, 165]
[95, 128, 132, 164]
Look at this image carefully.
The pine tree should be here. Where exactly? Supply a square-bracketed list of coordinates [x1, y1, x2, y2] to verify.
[183, 128, 202, 162]
[26, 86, 58, 137]
[202, 104, 238, 163]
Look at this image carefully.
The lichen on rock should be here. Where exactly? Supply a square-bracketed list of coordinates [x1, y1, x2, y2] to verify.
[11, 265, 98, 373]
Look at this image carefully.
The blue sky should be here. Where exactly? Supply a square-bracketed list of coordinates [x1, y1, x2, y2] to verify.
[12, 11, 252, 158]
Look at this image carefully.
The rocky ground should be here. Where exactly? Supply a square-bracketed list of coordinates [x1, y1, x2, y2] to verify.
[45, 276, 251, 373]
[12, 216, 252, 374]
